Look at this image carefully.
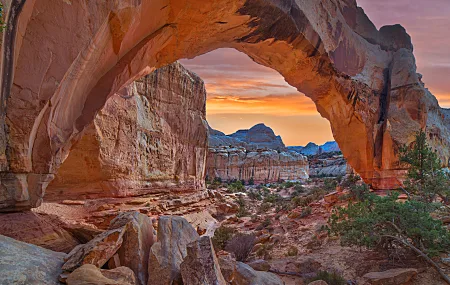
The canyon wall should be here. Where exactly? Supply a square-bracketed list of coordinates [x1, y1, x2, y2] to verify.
[206, 146, 309, 183]
[2, 0, 450, 210]
[207, 124, 309, 183]
[45, 63, 208, 200]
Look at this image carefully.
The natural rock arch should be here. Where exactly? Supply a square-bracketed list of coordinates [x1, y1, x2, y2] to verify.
[1, 0, 449, 211]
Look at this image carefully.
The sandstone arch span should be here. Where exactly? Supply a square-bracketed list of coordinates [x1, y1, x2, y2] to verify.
[1, 0, 449, 211]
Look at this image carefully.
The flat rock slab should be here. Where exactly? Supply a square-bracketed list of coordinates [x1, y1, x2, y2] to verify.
[363, 268, 418, 285]
[0, 234, 66, 285]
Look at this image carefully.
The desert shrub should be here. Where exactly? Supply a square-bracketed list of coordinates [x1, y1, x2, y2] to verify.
[308, 270, 346, 285]
[258, 202, 271, 213]
[283, 181, 295, 188]
[301, 206, 312, 218]
[248, 190, 262, 201]
[256, 243, 273, 260]
[264, 193, 282, 204]
[236, 197, 250, 218]
[228, 180, 245, 193]
[340, 173, 361, 188]
[293, 184, 305, 193]
[323, 178, 338, 192]
[286, 245, 298, 256]
[309, 187, 327, 201]
[248, 177, 255, 185]
[292, 195, 314, 208]
[329, 193, 450, 257]
[212, 226, 235, 251]
[347, 183, 370, 202]
[225, 233, 256, 262]
[261, 218, 271, 228]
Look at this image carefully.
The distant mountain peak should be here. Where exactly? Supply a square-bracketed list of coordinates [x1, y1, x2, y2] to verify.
[288, 141, 340, 156]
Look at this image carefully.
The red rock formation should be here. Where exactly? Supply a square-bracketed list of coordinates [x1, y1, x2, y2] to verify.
[206, 146, 309, 183]
[1, 0, 450, 211]
[45, 63, 207, 200]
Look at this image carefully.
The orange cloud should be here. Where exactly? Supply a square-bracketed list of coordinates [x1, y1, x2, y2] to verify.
[207, 93, 318, 116]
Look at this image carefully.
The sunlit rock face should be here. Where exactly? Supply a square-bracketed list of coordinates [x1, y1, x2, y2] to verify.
[1, 0, 450, 210]
[45, 63, 208, 200]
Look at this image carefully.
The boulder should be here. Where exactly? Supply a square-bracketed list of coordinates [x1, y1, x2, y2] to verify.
[218, 252, 238, 283]
[0, 211, 80, 253]
[180, 236, 227, 285]
[62, 226, 127, 273]
[0, 234, 66, 285]
[362, 268, 418, 285]
[66, 264, 137, 285]
[147, 216, 199, 285]
[108, 211, 156, 285]
[234, 262, 284, 285]
[247, 259, 271, 272]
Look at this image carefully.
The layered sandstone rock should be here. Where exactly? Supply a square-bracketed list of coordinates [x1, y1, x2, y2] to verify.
[207, 146, 309, 183]
[2, 0, 450, 211]
[45, 63, 208, 201]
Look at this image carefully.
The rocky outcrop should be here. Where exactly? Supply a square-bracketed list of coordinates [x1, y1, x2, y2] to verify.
[147, 216, 199, 285]
[0, 234, 66, 285]
[66, 264, 137, 285]
[180, 236, 227, 285]
[3, 0, 450, 211]
[309, 154, 350, 177]
[45, 63, 208, 201]
[209, 124, 285, 151]
[206, 146, 309, 183]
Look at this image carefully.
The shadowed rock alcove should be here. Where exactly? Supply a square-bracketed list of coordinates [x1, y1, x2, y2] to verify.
[1, 0, 450, 211]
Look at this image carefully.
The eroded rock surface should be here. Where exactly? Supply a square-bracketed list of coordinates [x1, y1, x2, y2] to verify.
[46, 63, 207, 201]
[0, 234, 66, 285]
[2, 0, 450, 211]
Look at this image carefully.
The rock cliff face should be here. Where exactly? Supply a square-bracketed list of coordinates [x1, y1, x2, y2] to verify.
[206, 147, 309, 183]
[2, 0, 450, 210]
[45, 63, 208, 200]
[207, 125, 308, 182]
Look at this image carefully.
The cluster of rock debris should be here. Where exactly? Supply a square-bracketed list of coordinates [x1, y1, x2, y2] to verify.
[0, 212, 285, 285]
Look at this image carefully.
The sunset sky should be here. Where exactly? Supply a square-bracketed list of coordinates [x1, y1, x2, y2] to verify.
[180, 0, 450, 146]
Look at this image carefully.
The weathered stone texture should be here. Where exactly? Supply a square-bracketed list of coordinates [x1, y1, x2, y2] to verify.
[46, 63, 208, 200]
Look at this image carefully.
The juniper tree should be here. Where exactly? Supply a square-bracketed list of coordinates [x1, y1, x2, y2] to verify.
[399, 130, 450, 203]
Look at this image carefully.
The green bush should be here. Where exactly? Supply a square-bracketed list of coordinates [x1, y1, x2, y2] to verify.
[308, 270, 346, 285]
[329, 193, 450, 257]
[212, 226, 235, 251]
[263, 193, 282, 204]
[258, 202, 271, 213]
[228, 180, 244, 193]
[248, 190, 262, 201]
[323, 178, 338, 192]
[248, 177, 255, 185]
